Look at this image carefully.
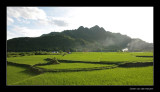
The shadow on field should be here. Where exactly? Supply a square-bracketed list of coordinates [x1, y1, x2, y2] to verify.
[44, 66, 118, 73]
[7, 59, 153, 75]
[58, 60, 122, 65]
[20, 68, 41, 75]
[118, 62, 153, 68]
[136, 56, 153, 58]
[58, 60, 153, 68]
[7, 61, 43, 75]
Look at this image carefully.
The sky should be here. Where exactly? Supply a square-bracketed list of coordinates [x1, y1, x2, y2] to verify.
[7, 7, 153, 43]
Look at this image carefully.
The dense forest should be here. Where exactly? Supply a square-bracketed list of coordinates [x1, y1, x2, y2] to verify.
[7, 25, 153, 52]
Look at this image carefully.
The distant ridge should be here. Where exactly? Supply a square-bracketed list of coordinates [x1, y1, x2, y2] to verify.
[7, 25, 153, 52]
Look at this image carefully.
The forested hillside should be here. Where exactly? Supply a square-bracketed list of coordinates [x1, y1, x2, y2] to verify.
[7, 25, 153, 52]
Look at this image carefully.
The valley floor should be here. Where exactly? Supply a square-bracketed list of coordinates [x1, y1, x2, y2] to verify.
[7, 52, 153, 85]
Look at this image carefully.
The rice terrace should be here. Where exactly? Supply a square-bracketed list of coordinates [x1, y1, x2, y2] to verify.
[7, 7, 153, 86]
[7, 52, 153, 85]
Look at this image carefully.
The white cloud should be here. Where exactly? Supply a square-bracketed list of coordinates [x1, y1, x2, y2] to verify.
[17, 18, 30, 24]
[53, 20, 68, 27]
[7, 7, 47, 20]
[36, 18, 51, 26]
[7, 16, 14, 25]
[7, 26, 47, 40]
[7, 7, 68, 27]
[7, 7, 153, 43]
[7, 31, 18, 40]
[7, 7, 47, 25]
[35, 16, 68, 27]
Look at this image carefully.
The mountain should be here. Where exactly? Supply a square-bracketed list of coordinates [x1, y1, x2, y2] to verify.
[127, 38, 153, 52]
[7, 25, 153, 52]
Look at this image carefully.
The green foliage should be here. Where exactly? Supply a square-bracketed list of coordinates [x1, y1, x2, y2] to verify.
[59, 50, 63, 54]
[10, 66, 153, 85]
[7, 52, 153, 85]
[62, 52, 68, 56]
[7, 55, 61, 65]
[49, 57, 60, 64]
[7, 52, 153, 66]
[7, 52, 35, 57]
[34, 51, 56, 55]
[117, 50, 122, 52]
[19, 53, 25, 56]
[7, 51, 60, 58]
[36, 63, 115, 72]
[7, 65, 38, 85]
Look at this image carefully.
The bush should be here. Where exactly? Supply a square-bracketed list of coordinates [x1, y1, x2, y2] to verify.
[7, 52, 20, 57]
[34, 51, 60, 55]
[62, 52, 68, 56]
[50, 57, 60, 64]
[19, 53, 25, 56]
[59, 50, 63, 54]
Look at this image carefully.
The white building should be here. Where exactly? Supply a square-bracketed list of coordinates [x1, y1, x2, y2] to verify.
[122, 48, 128, 52]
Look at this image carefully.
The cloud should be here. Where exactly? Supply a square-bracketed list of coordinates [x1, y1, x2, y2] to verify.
[7, 7, 69, 28]
[35, 16, 68, 27]
[7, 7, 47, 20]
[7, 26, 46, 40]
[36, 18, 50, 26]
[17, 18, 30, 24]
[7, 7, 153, 43]
[53, 19, 68, 26]
[7, 7, 47, 25]
[7, 31, 18, 40]
[7, 16, 14, 25]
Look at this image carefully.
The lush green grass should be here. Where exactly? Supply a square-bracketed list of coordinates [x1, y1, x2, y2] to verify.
[7, 51, 61, 58]
[100, 52, 153, 63]
[129, 52, 153, 56]
[36, 63, 115, 70]
[7, 55, 61, 65]
[7, 52, 153, 85]
[7, 64, 38, 85]
[7, 52, 153, 66]
[61, 52, 153, 63]
[12, 66, 153, 85]
[61, 52, 102, 62]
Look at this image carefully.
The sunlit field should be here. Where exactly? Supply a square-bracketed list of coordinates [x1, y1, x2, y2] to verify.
[7, 52, 153, 85]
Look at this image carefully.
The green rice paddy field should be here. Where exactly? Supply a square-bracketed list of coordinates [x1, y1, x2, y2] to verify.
[7, 52, 153, 85]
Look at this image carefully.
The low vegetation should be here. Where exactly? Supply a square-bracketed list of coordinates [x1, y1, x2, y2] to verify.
[7, 52, 153, 85]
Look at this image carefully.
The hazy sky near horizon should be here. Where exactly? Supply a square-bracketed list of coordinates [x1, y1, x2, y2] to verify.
[7, 7, 153, 43]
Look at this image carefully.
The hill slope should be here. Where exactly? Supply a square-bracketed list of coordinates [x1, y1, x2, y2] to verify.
[7, 25, 153, 52]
